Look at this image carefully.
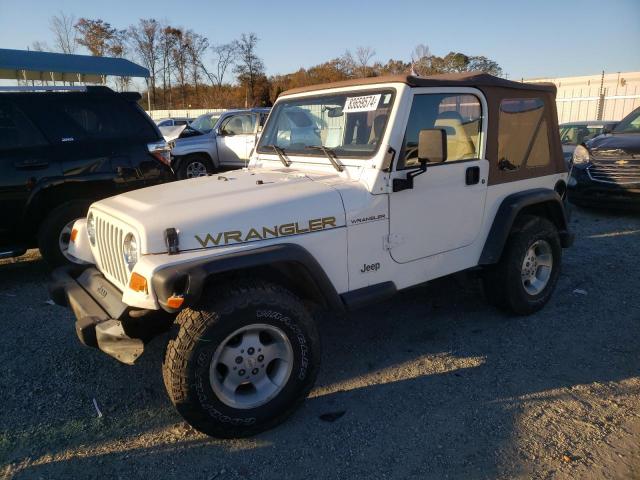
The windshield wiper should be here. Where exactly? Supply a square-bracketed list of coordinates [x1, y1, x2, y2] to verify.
[264, 144, 290, 167]
[305, 145, 344, 172]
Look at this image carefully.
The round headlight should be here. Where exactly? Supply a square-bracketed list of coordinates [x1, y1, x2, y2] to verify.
[572, 145, 591, 165]
[123, 233, 138, 271]
[87, 212, 96, 246]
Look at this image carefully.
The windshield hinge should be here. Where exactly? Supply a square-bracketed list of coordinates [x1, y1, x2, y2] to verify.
[383, 233, 404, 251]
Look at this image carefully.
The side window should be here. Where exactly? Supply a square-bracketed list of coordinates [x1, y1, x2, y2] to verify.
[400, 94, 482, 168]
[498, 98, 550, 170]
[0, 101, 47, 151]
[560, 126, 578, 145]
[36, 96, 127, 142]
[221, 114, 256, 135]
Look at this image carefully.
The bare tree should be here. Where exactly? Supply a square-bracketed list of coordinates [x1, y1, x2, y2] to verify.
[411, 44, 433, 75]
[74, 18, 117, 56]
[108, 30, 130, 91]
[128, 19, 160, 107]
[30, 41, 50, 52]
[186, 32, 209, 104]
[172, 29, 190, 107]
[158, 25, 181, 108]
[355, 46, 376, 77]
[50, 12, 77, 54]
[233, 33, 265, 106]
[208, 42, 237, 88]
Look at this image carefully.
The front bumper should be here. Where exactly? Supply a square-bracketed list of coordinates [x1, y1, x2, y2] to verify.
[568, 166, 640, 209]
[49, 266, 144, 364]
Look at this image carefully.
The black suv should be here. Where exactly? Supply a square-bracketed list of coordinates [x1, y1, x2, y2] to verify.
[0, 86, 174, 266]
[568, 106, 640, 209]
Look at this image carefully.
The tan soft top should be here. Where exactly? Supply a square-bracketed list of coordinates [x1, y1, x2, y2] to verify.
[280, 71, 556, 97]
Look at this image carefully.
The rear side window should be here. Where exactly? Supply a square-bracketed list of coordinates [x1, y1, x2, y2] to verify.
[27, 94, 158, 143]
[0, 101, 47, 151]
[498, 98, 551, 170]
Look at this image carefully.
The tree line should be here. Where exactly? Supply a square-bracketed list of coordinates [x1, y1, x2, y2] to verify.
[32, 13, 503, 110]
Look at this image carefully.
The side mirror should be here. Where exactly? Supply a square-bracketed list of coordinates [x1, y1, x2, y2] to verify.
[418, 129, 447, 164]
[392, 128, 447, 193]
[327, 107, 343, 118]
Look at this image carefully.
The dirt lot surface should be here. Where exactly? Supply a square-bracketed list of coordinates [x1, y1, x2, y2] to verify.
[1, 206, 639, 480]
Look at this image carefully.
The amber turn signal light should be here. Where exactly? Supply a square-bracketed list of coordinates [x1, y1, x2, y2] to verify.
[70, 229, 78, 243]
[129, 272, 148, 293]
[166, 295, 184, 309]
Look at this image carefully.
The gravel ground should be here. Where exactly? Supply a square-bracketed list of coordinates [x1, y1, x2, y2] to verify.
[1, 206, 639, 480]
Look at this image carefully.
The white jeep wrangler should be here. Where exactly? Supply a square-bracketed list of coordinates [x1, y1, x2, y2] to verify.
[50, 72, 573, 438]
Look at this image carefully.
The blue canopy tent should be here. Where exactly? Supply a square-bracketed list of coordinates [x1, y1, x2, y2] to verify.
[0, 48, 151, 105]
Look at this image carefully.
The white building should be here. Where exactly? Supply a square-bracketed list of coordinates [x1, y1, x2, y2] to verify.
[525, 71, 640, 123]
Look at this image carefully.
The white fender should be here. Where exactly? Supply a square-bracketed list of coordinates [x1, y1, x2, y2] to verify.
[68, 218, 95, 264]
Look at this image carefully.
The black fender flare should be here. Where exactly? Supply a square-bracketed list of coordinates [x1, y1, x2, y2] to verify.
[479, 188, 574, 265]
[151, 243, 345, 313]
[21, 176, 116, 238]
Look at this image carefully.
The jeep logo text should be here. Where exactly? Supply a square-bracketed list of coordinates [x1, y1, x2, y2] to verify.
[360, 262, 381, 273]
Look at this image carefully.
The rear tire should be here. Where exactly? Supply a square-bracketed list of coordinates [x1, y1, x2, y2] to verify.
[162, 280, 320, 438]
[482, 215, 562, 315]
[38, 200, 90, 268]
[177, 154, 214, 180]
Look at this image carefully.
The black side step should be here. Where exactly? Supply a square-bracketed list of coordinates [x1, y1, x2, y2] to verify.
[340, 281, 397, 311]
[0, 248, 27, 260]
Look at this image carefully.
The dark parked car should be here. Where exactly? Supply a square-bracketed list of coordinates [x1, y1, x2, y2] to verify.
[0, 86, 174, 266]
[560, 120, 618, 166]
[568, 107, 640, 209]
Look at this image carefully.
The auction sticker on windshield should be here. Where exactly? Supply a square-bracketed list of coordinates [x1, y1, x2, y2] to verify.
[343, 94, 381, 113]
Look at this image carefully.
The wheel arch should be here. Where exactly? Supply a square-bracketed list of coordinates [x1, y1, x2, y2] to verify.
[479, 188, 574, 265]
[21, 180, 113, 240]
[152, 243, 345, 314]
[172, 149, 219, 172]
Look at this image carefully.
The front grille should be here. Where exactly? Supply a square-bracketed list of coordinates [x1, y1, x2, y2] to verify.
[93, 213, 130, 291]
[587, 160, 640, 185]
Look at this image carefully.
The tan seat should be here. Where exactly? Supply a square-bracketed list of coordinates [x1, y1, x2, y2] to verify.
[435, 111, 476, 160]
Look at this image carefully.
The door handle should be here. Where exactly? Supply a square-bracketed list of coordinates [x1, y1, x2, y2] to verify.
[14, 159, 49, 169]
[465, 166, 480, 185]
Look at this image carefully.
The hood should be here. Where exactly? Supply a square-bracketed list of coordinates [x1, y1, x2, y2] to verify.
[159, 124, 187, 142]
[171, 129, 211, 154]
[92, 169, 347, 254]
[586, 133, 640, 157]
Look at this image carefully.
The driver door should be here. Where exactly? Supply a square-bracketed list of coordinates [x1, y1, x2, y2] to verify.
[389, 90, 489, 263]
[216, 113, 257, 166]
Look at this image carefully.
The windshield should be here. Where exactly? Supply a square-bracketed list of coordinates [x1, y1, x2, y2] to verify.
[257, 89, 395, 158]
[190, 114, 221, 133]
[613, 108, 640, 134]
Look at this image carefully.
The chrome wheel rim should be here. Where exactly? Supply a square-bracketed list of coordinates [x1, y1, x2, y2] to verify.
[185, 161, 208, 178]
[58, 219, 86, 264]
[210, 323, 293, 409]
[521, 239, 553, 296]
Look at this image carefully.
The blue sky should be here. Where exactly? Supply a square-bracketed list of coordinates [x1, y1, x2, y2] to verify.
[1, 0, 639, 80]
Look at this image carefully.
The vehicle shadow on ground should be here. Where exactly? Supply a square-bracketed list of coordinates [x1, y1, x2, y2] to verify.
[2, 211, 639, 479]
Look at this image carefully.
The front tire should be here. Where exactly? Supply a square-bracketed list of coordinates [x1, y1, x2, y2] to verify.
[38, 200, 90, 267]
[162, 280, 320, 438]
[482, 215, 562, 315]
[177, 154, 214, 180]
